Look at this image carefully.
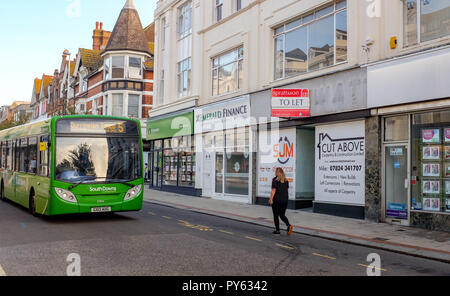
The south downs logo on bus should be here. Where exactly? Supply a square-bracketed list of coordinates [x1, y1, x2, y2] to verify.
[89, 186, 117, 193]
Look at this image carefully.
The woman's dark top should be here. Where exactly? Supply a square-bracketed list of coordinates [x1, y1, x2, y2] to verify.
[272, 177, 289, 204]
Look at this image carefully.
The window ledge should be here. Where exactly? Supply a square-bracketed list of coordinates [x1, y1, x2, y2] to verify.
[410, 210, 450, 216]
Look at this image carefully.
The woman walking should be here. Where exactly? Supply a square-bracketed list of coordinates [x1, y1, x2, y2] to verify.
[269, 168, 294, 235]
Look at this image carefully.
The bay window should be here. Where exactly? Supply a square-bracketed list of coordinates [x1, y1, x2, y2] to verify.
[128, 57, 142, 79]
[274, 0, 347, 80]
[128, 94, 140, 118]
[112, 56, 125, 79]
[112, 94, 123, 116]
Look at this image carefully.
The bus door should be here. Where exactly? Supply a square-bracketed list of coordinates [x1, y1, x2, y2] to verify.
[4, 140, 16, 201]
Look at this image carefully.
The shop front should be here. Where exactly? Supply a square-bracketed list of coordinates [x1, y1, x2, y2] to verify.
[382, 111, 450, 231]
[146, 111, 200, 196]
[195, 95, 253, 203]
[252, 67, 370, 218]
[368, 46, 450, 231]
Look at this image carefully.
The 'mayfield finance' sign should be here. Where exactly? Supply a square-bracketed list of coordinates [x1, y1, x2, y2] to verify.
[272, 89, 310, 118]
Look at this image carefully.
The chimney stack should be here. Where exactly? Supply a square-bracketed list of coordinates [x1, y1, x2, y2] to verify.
[93, 21, 111, 51]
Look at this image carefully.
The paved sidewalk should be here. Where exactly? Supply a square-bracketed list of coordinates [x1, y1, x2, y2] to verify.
[144, 189, 450, 263]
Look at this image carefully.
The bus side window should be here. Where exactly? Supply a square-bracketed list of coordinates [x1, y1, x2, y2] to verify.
[29, 137, 38, 174]
[14, 140, 20, 172]
[0, 143, 2, 169]
[5, 141, 10, 170]
[39, 136, 49, 177]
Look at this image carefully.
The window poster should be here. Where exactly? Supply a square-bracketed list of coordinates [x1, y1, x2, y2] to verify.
[423, 197, 440, 212]
[423, 163, 440, 177]
[422, 180, 440, 194]
[422, 129, 440, 143]
[446, 181, 450, 195]
[445, 128, 450, 143]
[445, 164, 450, 177]
[422, 146, 440, 160]
[446, 198, 450, 212]
[445, 146, 450, 160]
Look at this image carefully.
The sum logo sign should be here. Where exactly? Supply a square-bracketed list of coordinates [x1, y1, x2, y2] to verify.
[273, 137, 294, 164]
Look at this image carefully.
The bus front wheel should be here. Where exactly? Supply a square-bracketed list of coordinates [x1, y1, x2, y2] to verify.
[29, 190, 38, 217]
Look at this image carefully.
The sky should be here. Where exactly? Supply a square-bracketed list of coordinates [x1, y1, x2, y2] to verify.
[0, 0, 157, 106]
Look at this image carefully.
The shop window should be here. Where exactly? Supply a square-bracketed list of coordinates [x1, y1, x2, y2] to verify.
[411, 110, 450, 213]
[403, 0, 450, 46]
[211, 127, 250, 196]
[385, 116, 409, 142]
[274, 0, 347, 80]
[161, 136, 196, 188]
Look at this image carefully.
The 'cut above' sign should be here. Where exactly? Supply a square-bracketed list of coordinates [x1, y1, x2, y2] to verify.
[272, 89, 310, 118]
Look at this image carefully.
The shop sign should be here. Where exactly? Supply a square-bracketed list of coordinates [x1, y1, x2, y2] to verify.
[315, 121, 366, 206]
[386, 203, 408, 219]
[194, 96, 250, 134]
[272, 89, 310, 118]
[147, 112, 194, 141]
[257, 129, 296, 200]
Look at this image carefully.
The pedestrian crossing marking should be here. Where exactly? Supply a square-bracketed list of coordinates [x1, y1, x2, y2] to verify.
[162, 216, 172, 219]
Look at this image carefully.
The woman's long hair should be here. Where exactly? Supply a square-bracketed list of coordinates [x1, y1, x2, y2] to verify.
[275, 168, 286, 183]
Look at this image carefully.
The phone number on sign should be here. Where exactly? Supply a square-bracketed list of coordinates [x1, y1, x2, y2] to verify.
[330, 165, 362, 172]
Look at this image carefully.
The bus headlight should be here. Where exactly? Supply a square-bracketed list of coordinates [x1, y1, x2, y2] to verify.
[55, 188, 78, 203]
[124, 185, 142, 201]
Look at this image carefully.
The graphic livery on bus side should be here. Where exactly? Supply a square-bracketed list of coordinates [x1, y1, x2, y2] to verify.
[0, 116, 144, 216]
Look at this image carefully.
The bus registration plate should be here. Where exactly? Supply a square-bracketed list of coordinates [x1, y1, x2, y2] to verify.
[91, 207, 112, 213]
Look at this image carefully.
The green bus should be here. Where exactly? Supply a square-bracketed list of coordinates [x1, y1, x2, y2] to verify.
[0, 116, 144, 216]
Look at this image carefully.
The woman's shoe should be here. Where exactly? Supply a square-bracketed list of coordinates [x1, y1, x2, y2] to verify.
[287, 225, 293, 236]
[272, 230, 281, 235]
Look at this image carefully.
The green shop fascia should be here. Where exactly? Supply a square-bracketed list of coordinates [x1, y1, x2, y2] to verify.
[146, 112, 199, 196]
